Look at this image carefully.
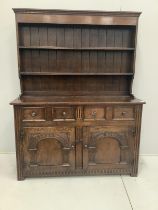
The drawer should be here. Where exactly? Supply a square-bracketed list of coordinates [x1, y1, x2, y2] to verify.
[52, 107, 75, 121]
[84, 106, 105, 120]
[22, 107, 46, 121]
[113, 106, 134, 120]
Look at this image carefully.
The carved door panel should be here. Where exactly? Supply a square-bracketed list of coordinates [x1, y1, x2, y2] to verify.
[83, 126, 134, 170]
[23, 127, 75, 171]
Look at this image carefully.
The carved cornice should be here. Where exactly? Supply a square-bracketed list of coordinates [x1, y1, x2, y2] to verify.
[12, 9, 141, 17]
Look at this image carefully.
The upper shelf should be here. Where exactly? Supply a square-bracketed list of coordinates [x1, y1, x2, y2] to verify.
[20, 72, 134, 76]
[19, 46, 135, 51]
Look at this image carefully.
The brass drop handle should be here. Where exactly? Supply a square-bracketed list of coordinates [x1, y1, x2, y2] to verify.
[121, 111, 126, 116]
[31, 112, 37, 117]
[92, 111, 97, 117]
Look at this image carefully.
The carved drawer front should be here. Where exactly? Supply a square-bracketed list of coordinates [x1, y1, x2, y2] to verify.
[22, 107, 46, 121]
[23, 127, 76, 175]
[84, 106, 105, 120]
[113, 106, 134, 120]
[52, 107, 75, 121]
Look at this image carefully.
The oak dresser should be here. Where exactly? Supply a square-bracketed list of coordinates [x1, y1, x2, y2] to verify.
[11, 9, 145, 180]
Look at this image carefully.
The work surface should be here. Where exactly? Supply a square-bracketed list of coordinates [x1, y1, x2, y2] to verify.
[11, 96, 145, 105]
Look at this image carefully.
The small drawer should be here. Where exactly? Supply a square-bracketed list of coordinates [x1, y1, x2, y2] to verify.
[23, 107, 46, 121]
[113, 106, 134, 120]
[52, 107, 75, 121]
[84, 106, 105, 120]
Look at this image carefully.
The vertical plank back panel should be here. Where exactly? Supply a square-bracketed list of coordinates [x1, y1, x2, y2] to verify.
[18, 23, 136, 96]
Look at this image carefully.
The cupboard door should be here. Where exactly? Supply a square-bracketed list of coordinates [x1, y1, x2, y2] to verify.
[23, 127, 75, 175]
[83, 126, 133, 170]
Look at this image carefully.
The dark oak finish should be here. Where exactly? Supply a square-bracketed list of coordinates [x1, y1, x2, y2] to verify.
[11, 9, 144, 180]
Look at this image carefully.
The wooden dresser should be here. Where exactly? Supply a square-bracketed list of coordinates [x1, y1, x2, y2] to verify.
[11, 9, 145, 180]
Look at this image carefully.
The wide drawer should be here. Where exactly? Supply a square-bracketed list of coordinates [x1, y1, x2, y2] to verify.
[84, 106, 105, 120]
[52, 107, 75, 121]
[113, 106, 134, 120]
[22, 107, 46, 121]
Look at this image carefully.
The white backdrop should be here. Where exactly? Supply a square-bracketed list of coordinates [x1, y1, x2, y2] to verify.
[0, 0, 158, 154]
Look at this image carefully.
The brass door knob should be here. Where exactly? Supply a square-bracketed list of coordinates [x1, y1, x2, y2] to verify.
[71, 144, 75, 149]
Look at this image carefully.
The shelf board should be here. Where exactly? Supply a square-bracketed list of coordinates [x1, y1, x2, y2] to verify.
[19, 46, 135, 51]
[20, 72, 134, 76]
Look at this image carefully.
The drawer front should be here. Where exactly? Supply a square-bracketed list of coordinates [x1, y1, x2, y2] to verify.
[22, 107, 46, 121]
[113, 106, 134, 120]
[52, 107, 75, 121]
[84, 106, 105, 120]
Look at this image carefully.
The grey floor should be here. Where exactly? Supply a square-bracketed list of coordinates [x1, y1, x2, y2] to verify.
[0, 154, 158, 210]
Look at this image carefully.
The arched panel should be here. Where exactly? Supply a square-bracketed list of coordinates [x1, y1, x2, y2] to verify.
[91, 132, 126, 146]
[36, 138, 63, 166]
[31, 133, 69, 146]
[95, 137, 120, 164]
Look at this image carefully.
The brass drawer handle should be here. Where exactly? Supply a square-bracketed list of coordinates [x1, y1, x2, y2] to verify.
[62, 111, 66, 116]
[31, 112, 37, 117]
[92, 111, 97, 117]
